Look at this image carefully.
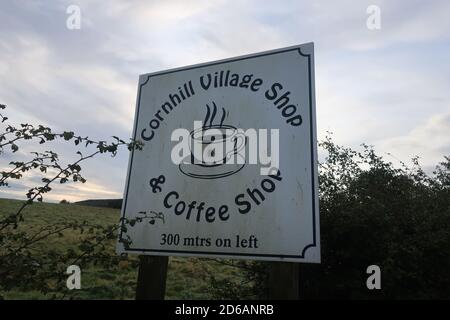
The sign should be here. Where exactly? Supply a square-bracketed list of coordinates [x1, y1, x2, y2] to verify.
[117, 43, 320, 262]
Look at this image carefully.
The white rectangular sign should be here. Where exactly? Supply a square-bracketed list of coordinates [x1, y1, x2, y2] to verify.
[118, 43, 320, 262]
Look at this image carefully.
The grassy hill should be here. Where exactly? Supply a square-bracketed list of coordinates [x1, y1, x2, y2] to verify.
[0, 198, 244, 300]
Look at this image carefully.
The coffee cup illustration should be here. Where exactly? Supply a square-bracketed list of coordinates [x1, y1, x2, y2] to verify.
[188, 124, 246, 166]
[179, 102, 247, 179]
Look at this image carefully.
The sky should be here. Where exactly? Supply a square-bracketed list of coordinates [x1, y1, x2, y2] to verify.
[0, 0, 449, 202]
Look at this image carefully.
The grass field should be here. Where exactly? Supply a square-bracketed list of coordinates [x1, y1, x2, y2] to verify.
[0, 198, 247, 300]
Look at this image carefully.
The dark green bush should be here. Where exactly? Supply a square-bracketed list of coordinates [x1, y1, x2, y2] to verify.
[301, 137, 449, 299]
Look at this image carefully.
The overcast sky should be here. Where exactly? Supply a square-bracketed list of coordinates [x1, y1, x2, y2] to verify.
[1, 0, 449, 202]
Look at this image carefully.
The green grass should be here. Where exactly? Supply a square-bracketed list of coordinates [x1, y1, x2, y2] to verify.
[0, 198, 244, 300]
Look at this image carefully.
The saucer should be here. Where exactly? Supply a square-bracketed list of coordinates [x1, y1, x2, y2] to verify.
[179, 154, 245, 180]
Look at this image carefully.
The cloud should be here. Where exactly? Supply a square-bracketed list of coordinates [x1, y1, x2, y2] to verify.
[377, 111, 450, 169]
[0, 0, 449, 201]
[0, 164, 123, 203]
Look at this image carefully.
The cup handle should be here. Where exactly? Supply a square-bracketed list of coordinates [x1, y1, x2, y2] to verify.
[226, 133, 246, 160]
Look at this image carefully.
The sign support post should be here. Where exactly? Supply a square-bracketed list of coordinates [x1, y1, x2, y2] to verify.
[268, 262, 299, 299]
[135, 255, 168, 300]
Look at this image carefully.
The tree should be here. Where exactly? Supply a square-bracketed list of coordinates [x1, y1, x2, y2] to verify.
[0, 104, 143, 298]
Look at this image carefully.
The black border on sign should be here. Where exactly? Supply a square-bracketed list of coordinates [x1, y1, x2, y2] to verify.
[119, 45, 318, 260]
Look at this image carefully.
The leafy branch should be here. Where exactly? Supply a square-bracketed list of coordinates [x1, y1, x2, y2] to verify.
[0, 103, 144, 298]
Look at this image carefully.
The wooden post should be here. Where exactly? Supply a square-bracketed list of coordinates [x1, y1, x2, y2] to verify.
[135, 255, 169, 300]
[268, 262, 299, 300]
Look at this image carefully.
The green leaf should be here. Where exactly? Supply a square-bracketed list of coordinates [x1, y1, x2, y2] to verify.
[62, 131, 74, 141]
